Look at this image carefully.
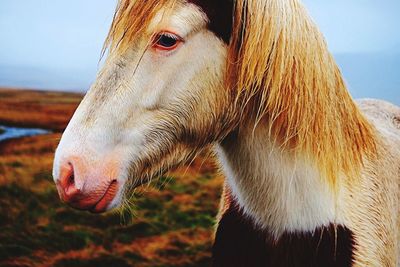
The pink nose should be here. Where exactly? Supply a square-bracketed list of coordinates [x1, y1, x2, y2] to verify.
[56, 161, 118, 213]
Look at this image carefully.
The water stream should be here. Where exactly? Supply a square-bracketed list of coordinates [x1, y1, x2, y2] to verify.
[0, 125, 50, 142]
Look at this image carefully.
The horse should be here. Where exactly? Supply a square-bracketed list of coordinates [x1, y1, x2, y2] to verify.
[53, 0, 400, 266]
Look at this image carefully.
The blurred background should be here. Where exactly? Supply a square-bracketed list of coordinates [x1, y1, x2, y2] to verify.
[0, 1, 399, 267]
[1, 0, 399, 103]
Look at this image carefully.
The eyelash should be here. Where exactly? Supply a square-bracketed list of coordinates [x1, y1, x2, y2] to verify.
[152, 31, 183, 51]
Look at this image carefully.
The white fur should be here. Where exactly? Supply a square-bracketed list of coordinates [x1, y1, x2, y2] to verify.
[216, 127, 346, 238]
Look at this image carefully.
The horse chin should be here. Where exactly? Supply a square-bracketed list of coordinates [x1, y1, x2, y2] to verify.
[125, 151, 190, 194]
[128, 146, 197, 190]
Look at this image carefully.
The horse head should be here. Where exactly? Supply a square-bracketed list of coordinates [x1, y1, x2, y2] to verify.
[53, 0, 234, 212]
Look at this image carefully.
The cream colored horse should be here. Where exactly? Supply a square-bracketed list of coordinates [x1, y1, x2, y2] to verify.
[53, 0, 400, 266]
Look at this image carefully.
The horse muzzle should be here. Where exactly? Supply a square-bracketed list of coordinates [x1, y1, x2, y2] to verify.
[55, 159, 120, 213]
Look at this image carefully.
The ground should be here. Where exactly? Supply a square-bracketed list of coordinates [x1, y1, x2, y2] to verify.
[0, 88, 224, 267]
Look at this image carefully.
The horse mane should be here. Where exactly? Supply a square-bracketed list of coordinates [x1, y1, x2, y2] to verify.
[227, 0, 377, 183]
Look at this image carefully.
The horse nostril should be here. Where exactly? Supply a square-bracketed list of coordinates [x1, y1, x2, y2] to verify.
[58, 161, 79, 200]
[66, 174, 75, 192]
[67, 163, 75, 187]
[69, 174, 75, 186]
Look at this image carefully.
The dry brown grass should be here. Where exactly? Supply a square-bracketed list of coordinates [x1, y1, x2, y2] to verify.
[0, 88, 82, 131]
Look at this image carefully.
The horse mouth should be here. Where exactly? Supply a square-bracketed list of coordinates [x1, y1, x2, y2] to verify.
[89, 180, 119, 213]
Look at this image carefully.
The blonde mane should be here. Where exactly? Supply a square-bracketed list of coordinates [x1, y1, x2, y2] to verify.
[228, 0, 377, 183]
[105, 0, 377, 184]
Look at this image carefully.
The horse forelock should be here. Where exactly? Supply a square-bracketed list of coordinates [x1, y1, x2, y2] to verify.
[103, 0, 179, 55]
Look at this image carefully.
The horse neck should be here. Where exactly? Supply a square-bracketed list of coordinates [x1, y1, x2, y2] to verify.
[216, 124, 345, 239]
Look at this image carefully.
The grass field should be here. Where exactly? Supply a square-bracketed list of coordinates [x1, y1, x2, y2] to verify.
[0, 88, 224, 267]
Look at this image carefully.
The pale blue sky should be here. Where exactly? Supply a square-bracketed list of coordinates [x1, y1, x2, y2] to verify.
[0, 1, 399, 103]
[303, 0, 400, 53]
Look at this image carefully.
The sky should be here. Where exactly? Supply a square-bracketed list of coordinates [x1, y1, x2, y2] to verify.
[303, 0, 400, 53]
[0, 0, 399, 103]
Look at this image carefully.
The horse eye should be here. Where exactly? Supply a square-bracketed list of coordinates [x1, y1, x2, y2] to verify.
[153, 32, 181, 51]
[157, 35, 177, 47]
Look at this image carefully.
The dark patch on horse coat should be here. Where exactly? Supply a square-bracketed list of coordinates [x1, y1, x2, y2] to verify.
[212, 200, 355, 267]
[188, 0, 233, 43]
